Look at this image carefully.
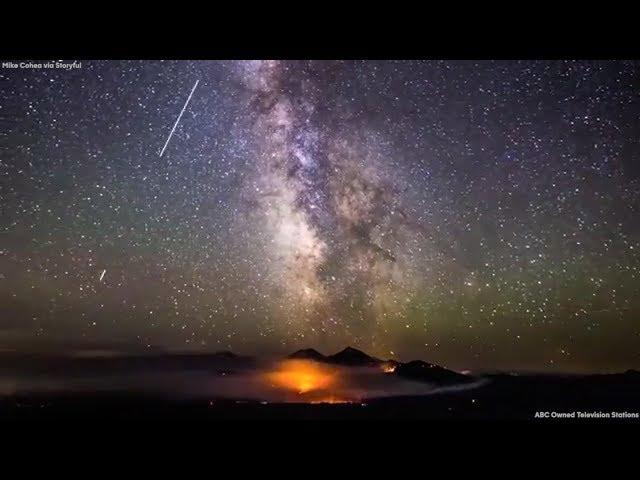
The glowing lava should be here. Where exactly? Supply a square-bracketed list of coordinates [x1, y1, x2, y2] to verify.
[265, 360, 335, 394]
[310, 397, 352, 404]
[381, 362, 396, 373]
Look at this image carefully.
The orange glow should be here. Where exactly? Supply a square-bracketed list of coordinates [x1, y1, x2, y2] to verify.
[265, 360, 335, 394]
[310, 397, 352, 404]
[381, 363, 396, 373]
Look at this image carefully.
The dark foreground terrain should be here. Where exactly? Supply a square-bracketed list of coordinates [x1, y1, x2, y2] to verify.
[2, 372, 639, 421]
[1, 348, 639, 421]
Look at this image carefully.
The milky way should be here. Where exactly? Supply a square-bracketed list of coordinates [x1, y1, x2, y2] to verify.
[232, 61, 427, 349]
[1, 60, 640, 372]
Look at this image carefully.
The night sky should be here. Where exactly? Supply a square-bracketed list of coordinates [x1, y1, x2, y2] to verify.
[1, 60, 639, 372]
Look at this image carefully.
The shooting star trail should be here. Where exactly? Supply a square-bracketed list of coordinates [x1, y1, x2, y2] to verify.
[159, 79, 199, 157]
[99, 269, 106, 283]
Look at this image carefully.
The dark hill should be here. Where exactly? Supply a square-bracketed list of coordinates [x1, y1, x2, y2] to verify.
[212, 351, 239, 359]
[326, 347, 382, 366]
[395, 360, 475, 385]
[288, 348, 327, 362]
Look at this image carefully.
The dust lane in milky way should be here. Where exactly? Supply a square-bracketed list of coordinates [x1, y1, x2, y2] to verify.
[1, 60, 640, 372]
[232, 61, 428, 349]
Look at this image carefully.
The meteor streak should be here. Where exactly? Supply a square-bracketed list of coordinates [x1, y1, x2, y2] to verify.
[99, 269, 106, 283]
[159, 79, 199, 157]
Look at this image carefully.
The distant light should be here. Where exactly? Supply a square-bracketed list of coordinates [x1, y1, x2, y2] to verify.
[382, 363, 396, 373]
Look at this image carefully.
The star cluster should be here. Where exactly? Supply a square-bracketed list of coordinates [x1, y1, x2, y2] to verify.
[1, 60, 639, 372]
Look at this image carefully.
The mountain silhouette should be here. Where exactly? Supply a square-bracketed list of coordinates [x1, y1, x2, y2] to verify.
[213, 350, 240, 359]
[283, 346, 476, 385]
[288, 348, 328, 362]
[326, 347, 382, 366]
[395, 360, 475, 385]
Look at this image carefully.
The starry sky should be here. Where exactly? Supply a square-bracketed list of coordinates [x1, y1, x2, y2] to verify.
[1, 60, 640, 372]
